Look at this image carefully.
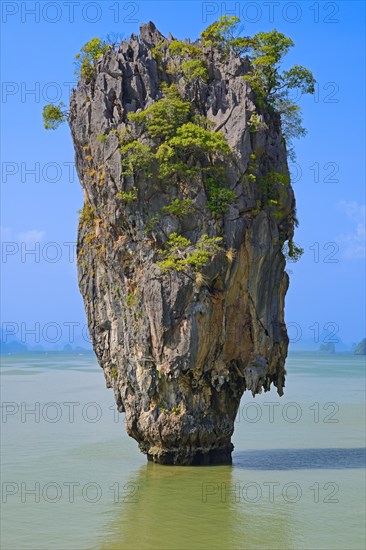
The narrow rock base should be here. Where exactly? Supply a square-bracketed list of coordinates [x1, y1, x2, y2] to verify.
[146, 442, 234, 466]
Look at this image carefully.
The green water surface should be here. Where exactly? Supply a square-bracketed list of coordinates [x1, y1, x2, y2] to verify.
[1, 352, 365, 550]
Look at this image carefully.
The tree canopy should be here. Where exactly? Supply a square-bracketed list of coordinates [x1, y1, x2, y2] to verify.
[74, 37, 109, 82]
[42, 102, 68, 130]
[200, 15, 248, 55]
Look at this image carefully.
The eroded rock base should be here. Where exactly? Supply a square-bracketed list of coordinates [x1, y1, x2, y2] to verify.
[146, 442, 234, 466]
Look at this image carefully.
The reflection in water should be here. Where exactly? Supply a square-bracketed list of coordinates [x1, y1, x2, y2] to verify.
[98, 462, 294, 550]
[234, 447, 366, 470]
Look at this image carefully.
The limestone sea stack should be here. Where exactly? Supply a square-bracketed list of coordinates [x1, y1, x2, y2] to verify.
[69, 22, 295, 464]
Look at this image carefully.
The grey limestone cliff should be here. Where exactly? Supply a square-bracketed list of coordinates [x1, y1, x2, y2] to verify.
[69, 22, 296, 464]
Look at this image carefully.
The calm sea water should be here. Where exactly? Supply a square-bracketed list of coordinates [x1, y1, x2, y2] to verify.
[1, 352, 365, 550]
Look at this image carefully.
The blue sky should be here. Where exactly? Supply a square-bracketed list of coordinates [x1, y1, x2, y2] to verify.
[1, 0, 365, 349]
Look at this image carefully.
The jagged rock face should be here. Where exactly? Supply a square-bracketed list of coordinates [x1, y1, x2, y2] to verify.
[69, 22, 295, 465]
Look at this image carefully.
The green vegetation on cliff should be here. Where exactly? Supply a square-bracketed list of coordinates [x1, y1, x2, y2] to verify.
[201, 16, 315, 154]
[156, 233, 223, 273]
[125, 83, 236, 230]
[43, 17, 315, 150]
[74, 37, 108, 82]
[43, 17, 315, 268]
[128, 84, 191, 140]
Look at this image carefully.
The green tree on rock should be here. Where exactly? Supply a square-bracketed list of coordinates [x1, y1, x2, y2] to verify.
[241, 30, 315, 148]
[42, 102, 68, 130]
[128, 84, 191, 141]
[200, 15, 248, 55]
[75, 37, 109, 82]
[201, 18, 315, 151]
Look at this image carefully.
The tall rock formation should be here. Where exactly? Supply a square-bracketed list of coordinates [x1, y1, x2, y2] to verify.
[69, 22, 295, 464]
